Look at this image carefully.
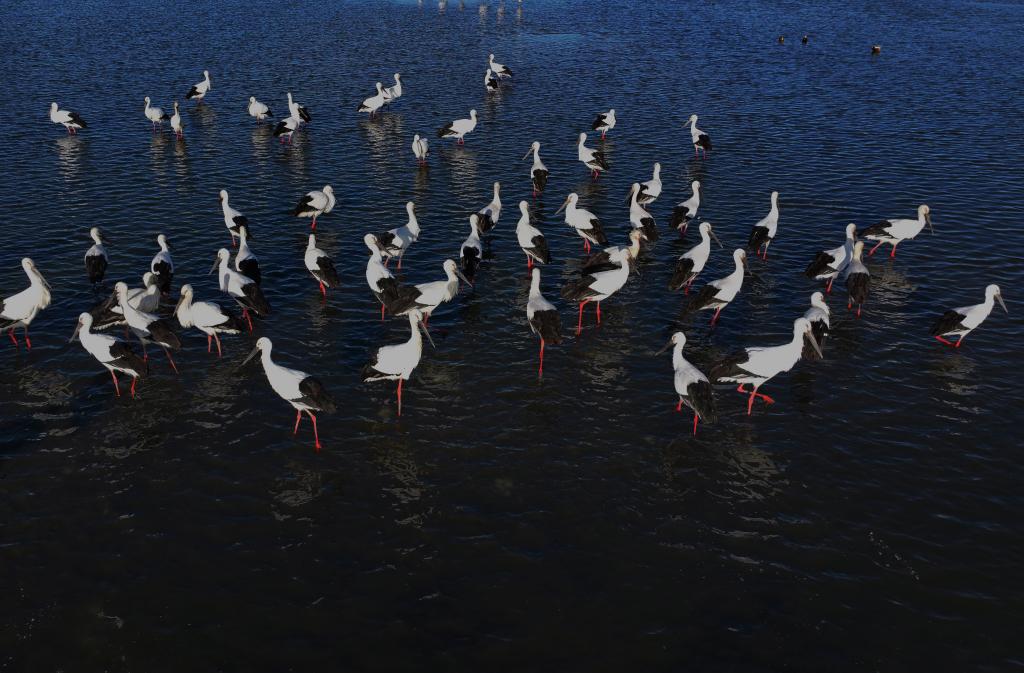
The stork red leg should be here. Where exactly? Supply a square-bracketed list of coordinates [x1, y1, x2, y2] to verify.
[242, 309, 254, 332]
[889, 244, 898, 259]
[397, 378, 403, 416]
[130, 376, 137, 398]
[213, 332, 223, 358]
[293, 409, 302, 434]
[24, 327, 31, 350]
[164, 348, 179, 374]
[692, 413, 699, 436]
[207, 334, 212, 353]
[538, 339, 545, 378]
[308, 411, 322, 452]
[826, 277, 834, 294]
[596, 302, 602, 324]
[676, 400, 683, 412]
[8, 328, 17, 347]
[576, 299, 590, 336]
[110, 370, 121, 397]
[710, 307, 722, 326]
[527, 256, 533, 270]
[868, 240, 884, 256]
[319, 281, 326, 297]
[380, 303, 386, 321]
[935, 335, 955, 346]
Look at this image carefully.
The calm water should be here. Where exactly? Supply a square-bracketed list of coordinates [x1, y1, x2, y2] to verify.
[2, 0, 1023, 669]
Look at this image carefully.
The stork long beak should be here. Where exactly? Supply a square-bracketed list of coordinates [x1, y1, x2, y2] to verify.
[554, 198, 569, 215]
[806, 331, 824, 358]
[522, 149, 532, 160]
[208, 257, 220, 275]
[997, 293, 1008, 313]
[655, 338, 674, 355]
[419, 320, 436, 348]
[69, 322, 82, 343]
[173, 294, 187, 314]
[926, 212, 934, 234]
[710, 229, 723, 248]
[455, 269, 473, 287]
[237, 344, 261, 370]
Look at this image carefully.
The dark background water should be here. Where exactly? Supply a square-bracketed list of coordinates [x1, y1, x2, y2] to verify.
[2, 0, 1023, 670]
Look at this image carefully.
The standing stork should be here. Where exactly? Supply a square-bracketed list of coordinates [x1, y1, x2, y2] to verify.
[143, 97, 169, 129]
[89, 273, 159, 331]
[627, 183, 658, 242]
[668, 222, 722, 293]
[747, 191, 780, 259]
[210, 248, 271, 331]
[71, 313, 148, 398]
[247, 96, 271, 123]
[382, 73, 403, 104]
[386, 259, 471, 325]
[669, 180, 701, 235]
[84, 227, 109, 284]
[114, 281, 181, 372]
[523, 141, 548, 197]
[174, 284, 246, 357]
[412, 134, 429, 165]
[562, 247, 631, 336]
[375, 201, 421, 270]
[709, 318, 822, 415]
[581, 230, 643, 274]
[459, 215, 484, 282]
[185, 70, 212, 103]
[577, 132, 609, 179]
[362, 310, 433, 417]
[235, 225, 260, 285]
[292, 185, 335, 230]
[687, 114, 712, 158]
[240, 338, 336, 451]
[358, 82, 387, 117]
[437, 109, 477, 144]
[219, 190, 249, 246]
[50, 102, 87, 134]
[150, 234, 174, 294]
[805, 223, 857, 293]
[273, 115, 299, 144]
[287, 92, 312, 125]
[1, 258, 51, 350]
[681, 249, 748, 326]
[515, 201, 551, 269]
[656, 331, 717, 435]
[488, 53, 513, 78]
[526, 267, 561, 378]
[170, 101, 184, 139]
[475, 181, 502, 233]
[860, 205, 932, 258]
[637, 162, 661, 204]
[304, 234, 341, 297]
[802, 292, 830, 360]
[484, 68, 500, 93]
[930, 284, 1007, 348]
[845, 241, 870, 318]
[364, 234, 416, 320]
[555, 192, 609, 253]
[591, 109, 616, 140]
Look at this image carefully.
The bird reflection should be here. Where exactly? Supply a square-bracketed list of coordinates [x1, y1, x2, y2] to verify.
[250, 124, 274, 163]
[412, 164, 431, 195]
[443, 145, 479, 197]
[187, 104, 216, 128]
[54, 135, 86, 183]
[358, 114, 406, 176]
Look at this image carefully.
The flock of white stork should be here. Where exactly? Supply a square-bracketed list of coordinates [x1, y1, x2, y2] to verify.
[7, 55, 1008, 450]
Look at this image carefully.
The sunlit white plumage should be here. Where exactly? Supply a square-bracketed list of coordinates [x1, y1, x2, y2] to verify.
[555, 192, 609, 253]
[668, 222, 722, 293]
[683, 249, 748, 325]
[805, 223, 857, 293]
[930, 284, 1008, 348]
[0, 258, 51, 350]
[861, 205, 933, 258]
[50, 102, 87, 134]
[437, 109, 477, 144]
[577, 132, 609, 178]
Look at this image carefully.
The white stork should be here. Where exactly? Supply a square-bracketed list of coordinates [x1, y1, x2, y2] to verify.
[71, 313, 148, 398]
[362, 310, 433, 417]
[412, 134, 429, 165]
[669, 180, 701, 235]
[668, 222, 722, 294]
[591, 109, 616, 140]
[304, 234, 341, 297]
[516, 201, 551, 269]
[682, 249, 748, 326]
[114, 281, 181, 372]
[247, 96, 271, 123]
[84, 227, 109, 284]
[437, 109, 477, 144]
[577, 132, 609, 178]
[802, 292, 830, 360]
[174, 284, 246, 357]
[219, 189, 249, 246]
[210, 248, 271, 331]
[476, 182, 502, 233]
[235, 225, 260, 285]
[931, 284, 1007, 348]
[50, 102, 87, 134]
[143, 97, 169, 129]
[0, 258, 51, 350]
[656, 331, 717, 435]
[845, 241, 870, 318]
[292, 185, 335, 230]
[358, 82, 387, 117]
[805, 223, 857, 293]
[382, 73, 403, 104]
[185, 70, 212, 103]
[459, 215, 484, 281]
[526, 267, 561, 378]
[637, 162, 661, 204]
[386, 259, 471, 326]
[375, 201, 421, 270]
[555, 193, 609, 253]
[627, 182, 658, 242]
[861, 205, 932, 258]
[561, 247, 631, 336]
[488, 53, 513, 78]
[687, 114, 712, 158]
[523, 141, 548, 197]
[150, 234, 174, 294]
[747, 191, 780, 259]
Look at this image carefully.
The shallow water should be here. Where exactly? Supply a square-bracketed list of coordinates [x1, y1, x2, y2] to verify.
[2, 0, 1023, 670]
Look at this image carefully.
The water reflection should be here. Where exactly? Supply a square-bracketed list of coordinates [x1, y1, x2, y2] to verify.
[54, 135, 86, 184]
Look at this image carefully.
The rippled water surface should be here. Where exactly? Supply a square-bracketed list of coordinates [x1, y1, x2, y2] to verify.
[2, 0, 1023, 670]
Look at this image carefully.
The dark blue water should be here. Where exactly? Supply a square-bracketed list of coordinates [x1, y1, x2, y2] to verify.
[2, 0, 1023, 670]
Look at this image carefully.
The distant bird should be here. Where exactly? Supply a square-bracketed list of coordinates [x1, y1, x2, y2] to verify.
[114, 281, 181, 372]
[89, 273, 159, 331]
[219, 189, 249, 246]
[292, 185, 335, 230]
[437, 109, 477, 144]
[247, 96, 271, 122]
[562, 247, 631, 336]
[375, 201, 421, 270]
[860, 205, 932, 258]
[555, 192, 608, 253]
[71, 313, 148, 398]
[627, 182, 658, 242]
[523, 141, 548, 197]
[382, 73, 403, 104]
[150, 234, 174, 294]
[170, 101, 183, 139]
[364, 234, 415, 320]
[287, 92, 312, 125]
[412, 134, 429, 165]
[871, 45, 882, 55]
[387, 259, 471, 324]
[358, 82, 386, 116]
[669, 222, 722, 293]
[845, 241, 870, 318]
[802, 34, 809, 44]
[581, 230, 642, 275]
[669, 180, 702, 235]
[143, 97, 169, 129]
[805, 223, 857, 293]
[747, 191, 780, 259]
[235, 225, 260, 285]
[241, 337, 336, 451]
[211, 248, 271, 331]
[526, 267, 561, 378]
[709, 318, 823, 415]
[84, 227, 109, 284]
[0, 258, 51, 350]
[577, 132, 609, 178]
[591, 109, 616, 140]
[488, 53, 513, 78]
[362, 310, 433, 417]
[49, 102, 87, 134]
[777, 35, 785, 44]
[174, 284, 245, 357]
[186, 70, 212, 103]
[304, 234, 341, 297]
[484, 68, 500, 92]
[637, 162, 662, 204]
[273, 115, 299, 143]
[515, 201, 551, 269]
[475, 181, 502, 233]
[931, 284, 1007, 348]
[657, 331, 717, 436]
[460, 215, 484, 281]
[687, 114, 712, 158]
[802, 292, 830, 360]
[682, 249, 747, 326]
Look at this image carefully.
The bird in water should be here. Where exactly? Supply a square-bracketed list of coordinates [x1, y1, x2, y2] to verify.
[845, 241, 870, 318]
[657, 331, 717, 435]
[930, 284, 1007, 348]
[526, 267, 561, 378]
[84, 227, 109, 285]
[71, 312, 148, 399]
[1, 258, 52, 350]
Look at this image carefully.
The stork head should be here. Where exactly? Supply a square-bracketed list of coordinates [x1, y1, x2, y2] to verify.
[987, 284, 1007, 313]
[656, 331, 687, 355]
[219, 189, 228, 201]
[811, 291, 828, 309]
[919, 204, 933, 233]
[846, 222, 858, 239]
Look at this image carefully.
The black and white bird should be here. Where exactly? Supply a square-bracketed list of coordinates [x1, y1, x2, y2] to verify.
[240, 337, 336, 451]
[364, 234, 415, 320]
[591, 109, 616, 139]
[805, 223, 857, 293]
[273, 115, 299, 143]
[375, 201, 421, 270]
[668, 222, 722, 293]
[581, 230, 643, 275]
[0, 258, 51, 350]
[627, 182, 658, 242]
[747, 191, 780, 259]
[150, 234, 174, 294]
[669, 180, 702, 235]
[845, 241, 870, 318]
[304, 234, 341, 297]
[523, 141, 548, 197]
[362, 310, 433, 417]
[861, 205, 933, 258]
[114, 281, 181, 373]
[802, 292, 830, 360]
[555, 192, 609, 253]
[174, 284, 246, 357]
[84, 227, 109, 284]
[656, 331, 717, 436]
[89, 273, 159, 331]
[475, 182, 502, 233]
[235, 226, 260, 285]
[382, 73, 403, 104]
[170, 101, 183, 139]
[185, 70, 212, 103]
[286, 92, 312, 125]
[682, 249, 747, 326]
[143, 97, 169, 129]
[71, 313, 148, 399]
[637, 162, 662, 204]
[292, 185, 335, 230]
[219, 189, 249, 246]
[49, 102, 87, 134]
[930, 284, 1007, 348]
[687, 114, 712, 158]
[577, 132, 609, 179]
[247, 96, 271, 123]
[211, 248, 271, 331]
[484, 68, 500, 93]
[709, 318, 822, 416]
[562, 247, 631, 336]
[358, 82, 387, 116]
[459, 215, 484, 281]
[437, 109, 477, 144]
[387, 259, 471, 325]
[526, 267, 561, 379]
[488, 53, 513, 78]
[515, 201, 551, 269]
[412, 134, 429, 165]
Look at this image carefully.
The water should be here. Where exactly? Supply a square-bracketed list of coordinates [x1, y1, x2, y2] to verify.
[2, 0, 1023, 669]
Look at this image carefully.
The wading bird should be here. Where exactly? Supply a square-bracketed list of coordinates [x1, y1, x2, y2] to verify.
[747, 191, 780, 259]
[668, 222, 722, 293]
[930, 284, 1007, 348]
[71, 313, 147, 398]
[1, 258, 51, 350]
[682, 249, 747, 326]
[293, 185, 335, 230]
[50, 102, 87, 134]
[805, 223, 856, 293]
[526, 267, 561, 378]
[174, 284, 245, 357]
[861, 205, 932, 258]
[656, 331, 717, 435]
[84, 227, 109, 284]
[362, 310, 433, 417]
[555, 193, 608, 253]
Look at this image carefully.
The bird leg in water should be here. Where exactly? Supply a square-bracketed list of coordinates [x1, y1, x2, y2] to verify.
[737, 384, 775, 415]
[130, 376, 138, 398]
[242, 309, 254, 332]
[308, 411, 322, 452]
[207, 335, 213, 353]
[868, 240, 885, 256]
[380, 303, 386, 321]
[110, 371, 121, 397]
[311, 216, 317, 231]
[397, 378, 403, 416]
[575, 299, 591, 336]
[24, 326, 32, 349]
[319, 281, 326, 297]
[7, 327, 18, 347]
[164, 348, 179, 374]
[527, 256, 533, 270]
[889, 243, 898, 258]
[538, 339, 545, 378]
[710, 307, 723, 326]
[596, 302, 602, 324]
[213, 332, 223, 357]
[676, 400, 683, 412]
[692, 413, 699, 436]
[826, 278, 834, 294]
[293, 409, 303, 434]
